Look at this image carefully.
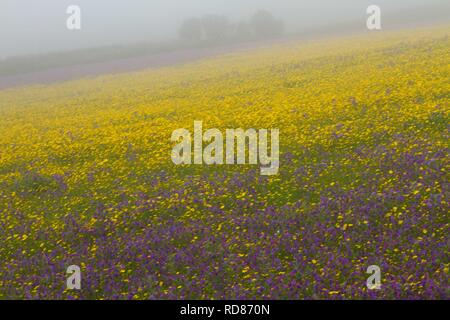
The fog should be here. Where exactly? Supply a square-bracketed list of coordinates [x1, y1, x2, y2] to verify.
[0, 0, 449, 59]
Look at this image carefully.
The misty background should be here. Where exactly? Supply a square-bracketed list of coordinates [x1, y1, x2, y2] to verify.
[1, 0, 449, 60]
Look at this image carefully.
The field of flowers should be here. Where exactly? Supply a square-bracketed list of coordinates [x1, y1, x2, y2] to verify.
[0, 26, 448, 299]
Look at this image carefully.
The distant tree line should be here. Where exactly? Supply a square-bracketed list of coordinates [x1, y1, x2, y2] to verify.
[179, 10, 284, 43]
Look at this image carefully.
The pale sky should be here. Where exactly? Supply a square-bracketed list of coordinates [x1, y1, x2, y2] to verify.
[0, 0, 448, 58]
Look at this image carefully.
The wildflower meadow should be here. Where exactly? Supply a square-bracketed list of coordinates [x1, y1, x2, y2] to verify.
[0, 26, 448, 299]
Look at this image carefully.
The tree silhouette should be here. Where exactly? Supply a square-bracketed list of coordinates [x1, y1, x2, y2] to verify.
[201, 15, 229, 41]
[179, 18, 203, 42]
[250, 10, 284, 39]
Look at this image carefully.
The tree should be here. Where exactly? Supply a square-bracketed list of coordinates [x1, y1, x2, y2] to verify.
[201, 15, 229, 41]
[235, 21, 253, 41]
[179, 18, 203, 42]
[250, 10, 284, 39]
